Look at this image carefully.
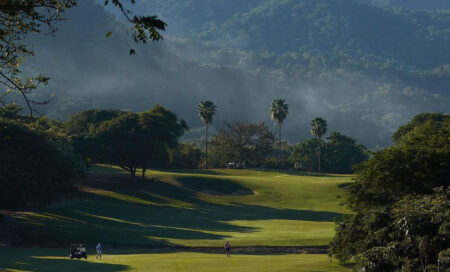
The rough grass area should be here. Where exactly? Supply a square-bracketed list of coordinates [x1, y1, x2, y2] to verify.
[0, 247, 351, 272]
[9, 166, 351, 248]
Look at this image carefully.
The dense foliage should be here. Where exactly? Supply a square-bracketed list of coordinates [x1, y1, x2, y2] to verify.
[67, 106, 187, 180]
[209, 121, 275, 168]
[290, 132, 368, 173]
[0, 117, 83, 209]
[330, 113, 450, 271]
[168, 143, 203, 169]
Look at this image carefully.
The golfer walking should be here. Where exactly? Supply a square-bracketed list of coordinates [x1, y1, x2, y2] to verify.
[96, 242, 103, 259]
[224, 241, 231, 257]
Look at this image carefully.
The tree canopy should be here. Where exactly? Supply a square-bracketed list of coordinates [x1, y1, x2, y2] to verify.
[67, 106, 187, 180]
[0, 116, 83, 208]
[330, 112, 450, 271]
[209, 121, 274, 168]
[290, 131, 368, 173]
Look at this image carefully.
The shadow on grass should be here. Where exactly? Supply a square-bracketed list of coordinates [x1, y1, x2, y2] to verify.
[149, 168, 227, 176]
[176, 176, 251, 194]
[12, 172, 344, 249]
[0, 248, 128, 272]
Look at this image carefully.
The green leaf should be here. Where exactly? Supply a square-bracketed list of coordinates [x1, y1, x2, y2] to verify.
[106, 31, 112, 37]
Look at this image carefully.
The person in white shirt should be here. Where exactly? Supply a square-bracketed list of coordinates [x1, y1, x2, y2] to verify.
[96, 242, 103, 259]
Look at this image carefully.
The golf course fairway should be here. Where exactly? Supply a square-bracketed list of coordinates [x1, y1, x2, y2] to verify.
[1, 167, 353, 271]
[0, 248, 350, 272]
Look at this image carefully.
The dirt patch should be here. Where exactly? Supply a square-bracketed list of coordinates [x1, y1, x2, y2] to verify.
[200, 189, 255, 196]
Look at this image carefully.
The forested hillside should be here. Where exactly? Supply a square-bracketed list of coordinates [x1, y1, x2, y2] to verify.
[358, 0, 450, 9]
[24, 0, 449, 148]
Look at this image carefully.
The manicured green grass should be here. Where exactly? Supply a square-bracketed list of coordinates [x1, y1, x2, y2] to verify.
[0, 248, 350, 272]
[11, 167, 351, 247]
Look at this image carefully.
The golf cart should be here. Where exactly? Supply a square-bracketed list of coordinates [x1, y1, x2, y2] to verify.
[69, 243, 87, 259]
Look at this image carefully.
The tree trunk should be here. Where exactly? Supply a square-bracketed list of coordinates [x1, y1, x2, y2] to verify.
[142, 168, 146, 178]
[278, 122, 282, 165]
[205, 124, 208, 169]
[130, 168, 136, 182]
[317, 136, 321, 173]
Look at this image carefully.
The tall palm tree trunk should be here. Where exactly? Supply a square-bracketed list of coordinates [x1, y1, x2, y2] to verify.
[278, 123, 282, 164]
[205, 124, 208, 169]
[317, 136, 321, 173]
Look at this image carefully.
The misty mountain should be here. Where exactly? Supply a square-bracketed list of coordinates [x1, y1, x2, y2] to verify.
[23, 0, 449, 148]
[358, 0, 450, 10]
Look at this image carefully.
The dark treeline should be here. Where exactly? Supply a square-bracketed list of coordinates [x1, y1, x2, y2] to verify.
[0, 101, 369, 208]
[330, 113, 450, 271]
[0, 105, 84, 209]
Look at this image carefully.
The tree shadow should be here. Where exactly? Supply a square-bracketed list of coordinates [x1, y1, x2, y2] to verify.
[12, 172, 344, 249]
[0, 248, 128, 272]
[176, 176, 251, 194]
[151, 168, 227, 176]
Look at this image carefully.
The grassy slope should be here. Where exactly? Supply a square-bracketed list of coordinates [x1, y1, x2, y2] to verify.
[11, 166, 351, 247]
[0, 248, 350, 272]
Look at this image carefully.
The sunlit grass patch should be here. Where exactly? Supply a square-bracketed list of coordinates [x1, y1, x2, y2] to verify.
[0, 248, 351, 272]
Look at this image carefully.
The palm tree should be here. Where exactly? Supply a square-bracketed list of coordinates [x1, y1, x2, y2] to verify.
[197, 100, 216, 168]
[310, 117, 327, 173]
[270, 98, 289, 163]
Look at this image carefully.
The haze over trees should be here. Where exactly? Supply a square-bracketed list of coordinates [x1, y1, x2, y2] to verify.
[9, 0, 447, 148]
[0, 0, 166, 117]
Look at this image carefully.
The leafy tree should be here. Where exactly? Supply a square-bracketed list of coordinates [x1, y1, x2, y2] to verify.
[197, 100, 216, 168]
[209, 121, 274, 168]
[392, 112, 449, 144]
[69, 106, 187, 180]
[139, 105, 188, 176]
[330, 113, 450, 270]
[0, 0, 166, 116]
[326, 132, 368, 174]
[169, 143, 203, 169]
[90, 112, 144, 180]
[270, 98, 289, 164]
[310, 117, 327, 173]
[65, 109, 125, 135]
[0, 117, 83, 208]
[289, 138, 322, 172]
[290, 132, 368, 173]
